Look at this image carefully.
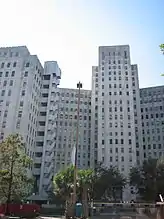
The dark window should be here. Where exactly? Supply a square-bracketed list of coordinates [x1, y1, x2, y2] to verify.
[9, 80, 13, 86]
[1, 63, 4, 68]
[5, 72, 9, 77]
[37, 131, 45, 136]
[21, 90, 25, 96]
[42, 93, 48, 97]
[13, 62, 17, 67]
[41, 102, 47, 107]
[40, 112, 46, 116]
[8, 90, 11, 96]
[7, 63, 10, 68]
[24, 71, 28, 77]
[43, 84, 49, 89]
[26, 62, 30, 67]
[39, 121, 46, 126]
[11, 71, 15, 77]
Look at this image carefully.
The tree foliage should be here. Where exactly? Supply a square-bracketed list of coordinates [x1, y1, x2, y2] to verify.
[53, 166, 94, 218]
[129, 158, 164, 202]
[93, 164, 126, 201]
[160, 44, 164, 54]
[0, 134, 33, 203]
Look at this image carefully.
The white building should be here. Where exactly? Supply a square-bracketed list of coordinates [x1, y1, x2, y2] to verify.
[0, 46, 62, 201]
[54, 88, 91, 174]
[0, 46, 43, 169]
[91, 45, 140, 200]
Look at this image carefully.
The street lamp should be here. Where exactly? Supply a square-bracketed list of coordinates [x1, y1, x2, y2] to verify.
[73, 82, 82, 214]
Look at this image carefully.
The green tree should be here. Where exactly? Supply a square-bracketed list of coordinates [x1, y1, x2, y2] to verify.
[129, 158, 164, 202]
[160, 44, 164, 54]
[53, 166, 94, 218]
[0, 134, 33, 204]
[78, 169, 94, 217]
[93, 164, 126, 201]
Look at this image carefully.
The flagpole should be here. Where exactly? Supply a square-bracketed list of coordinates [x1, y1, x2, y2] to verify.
[73, 82, 82, 216]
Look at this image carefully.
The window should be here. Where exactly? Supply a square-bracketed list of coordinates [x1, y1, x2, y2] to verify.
[24, 71, 28, 77]
[0, 72, 2, 77]
[23, 82, 26, 87]
[8, 90, 11, 96]
[7, 63, 10, 68]
[13, 62, 17, 67]
[5, 72, 9, 77]
[1, 63, 4, 68]
[41, 102, 47, 107]
[21, 90, 25, 96]
[26, 62, 30, 67]
[9, 80, 13, 86]
[40, 112, 46, 116]
[3, 80, 7, 86]
[42, 93, 48, 97]
[1, 90, 5, 96]
[18, 111, 22, 117]
[39, 121, 46, 126]
[20, 101, 24, 107]
[43, 84, 49, 89]
[11, 71, 15, 77]
[37, 131, 45, 136]
[121, 139, 124, 144]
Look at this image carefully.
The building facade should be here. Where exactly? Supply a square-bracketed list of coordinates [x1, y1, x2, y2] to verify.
[0, 46, 43, 170]
[139, 86, 164, 162]
[0, 46, 62, 201]
[91, 45, 141, 200]
[54, 88, 91, 174]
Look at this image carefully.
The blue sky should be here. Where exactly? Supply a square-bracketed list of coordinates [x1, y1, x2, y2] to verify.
[0, 0, 163, 89]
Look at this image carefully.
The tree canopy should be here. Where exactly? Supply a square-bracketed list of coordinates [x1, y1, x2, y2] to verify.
[129, 158, 164, 202]
[0, 134, 33, 203]
[160, 44, 164, 54]
[93, 164, 126, 201]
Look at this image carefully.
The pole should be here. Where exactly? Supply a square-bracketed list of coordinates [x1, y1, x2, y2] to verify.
[73, 82, 82, 216]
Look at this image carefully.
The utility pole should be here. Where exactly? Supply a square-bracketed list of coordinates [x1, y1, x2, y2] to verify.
[73, 82, 82, 216]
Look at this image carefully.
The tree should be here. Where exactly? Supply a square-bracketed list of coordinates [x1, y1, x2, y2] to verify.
[129, 158, 164, 202]
[78, 169, 94, 218]
[93, 164, 126, 201]
[0, 134, 33, 205]
[160, 44, 164, 54]
[53, 166, 94, 218]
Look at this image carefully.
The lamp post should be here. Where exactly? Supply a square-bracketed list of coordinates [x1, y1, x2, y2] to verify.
[73, 82, 82, 215]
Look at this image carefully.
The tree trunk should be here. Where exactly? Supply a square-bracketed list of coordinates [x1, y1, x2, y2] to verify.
[65, 196, 74, 219]
[82, 186, 88, 219]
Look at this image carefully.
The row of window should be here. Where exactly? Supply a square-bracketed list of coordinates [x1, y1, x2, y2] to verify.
[101, 50, 128, 58]
[0, 61, 30, 69]
[0, 71, 15, 77]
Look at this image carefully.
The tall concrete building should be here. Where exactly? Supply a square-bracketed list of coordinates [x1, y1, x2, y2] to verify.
[139, 86, 164, 162]
[0, 46, 62, 201]
[54, 88, 91, 174]
[0, 46, 43, 165]
[91, 45, 140, 200]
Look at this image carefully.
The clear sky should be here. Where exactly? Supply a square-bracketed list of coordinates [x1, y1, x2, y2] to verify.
[0, 0, 163, 90]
